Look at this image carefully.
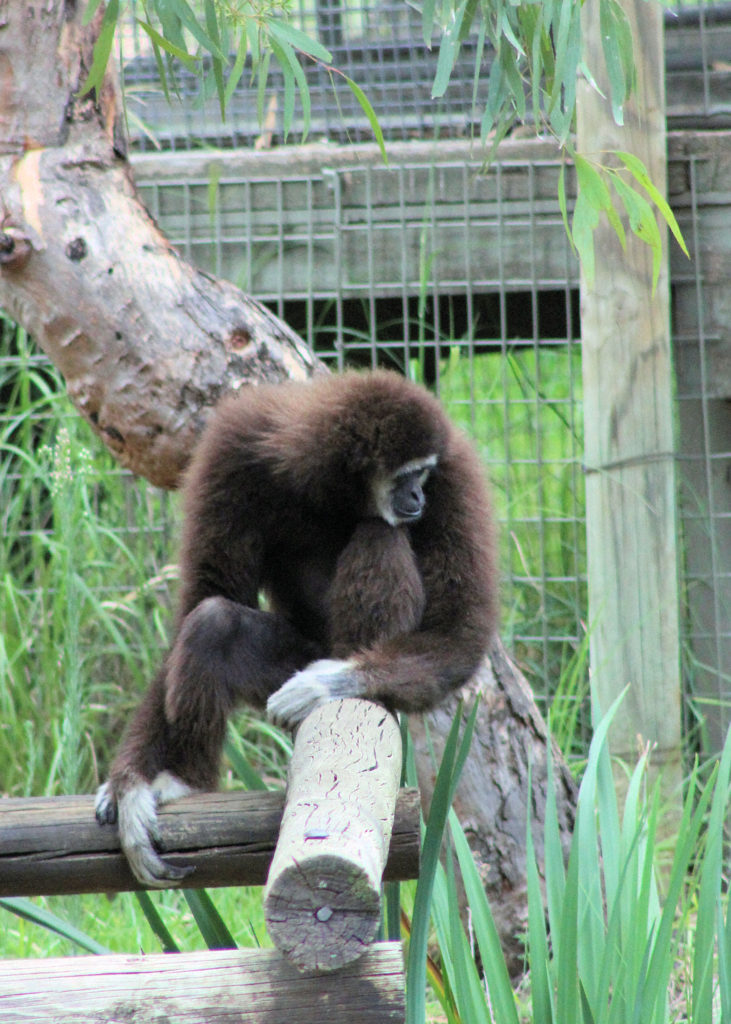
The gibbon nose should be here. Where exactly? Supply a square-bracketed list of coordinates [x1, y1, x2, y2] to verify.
[393, 477, 425, 519]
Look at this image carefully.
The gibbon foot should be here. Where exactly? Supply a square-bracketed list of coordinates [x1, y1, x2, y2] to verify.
[95, 771, 195, 888]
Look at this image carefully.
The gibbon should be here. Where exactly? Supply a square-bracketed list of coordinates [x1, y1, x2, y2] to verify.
[96, 370, 497, 886]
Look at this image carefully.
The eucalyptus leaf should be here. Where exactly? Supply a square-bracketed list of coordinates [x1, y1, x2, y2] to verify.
[612, 175, 662, 289]
[78, 0, 119, 98]
[163, 0, 227, 62]
[571, 190, 599, 285]
[343, 75, 388, 164]
[267, 19, 332, 64]
[269, 38, 296, 141]
[136, 19, 200, 72]
[615, 150, 690, 256]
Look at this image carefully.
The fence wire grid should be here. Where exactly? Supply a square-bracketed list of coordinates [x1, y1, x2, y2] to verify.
[118, 0, 731, 151]
[1, 1, 729, 758]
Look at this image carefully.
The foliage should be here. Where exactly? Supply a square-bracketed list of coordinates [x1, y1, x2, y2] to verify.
[81, 0, 686, 280]
[398, 698, 731, 1024]
[81, 0, 386, 159]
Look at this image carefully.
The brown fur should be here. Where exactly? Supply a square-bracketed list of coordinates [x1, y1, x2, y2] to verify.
[100, 370, 498, 803]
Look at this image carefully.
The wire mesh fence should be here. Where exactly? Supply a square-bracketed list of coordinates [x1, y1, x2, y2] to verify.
[133, 144, 588, 724]
[118, 0, 731, 152]
[1, 2, 729, 758]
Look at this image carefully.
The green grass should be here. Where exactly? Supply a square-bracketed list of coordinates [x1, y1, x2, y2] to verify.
[0, 320, 284, 958]
[1, 318, 729, 1023]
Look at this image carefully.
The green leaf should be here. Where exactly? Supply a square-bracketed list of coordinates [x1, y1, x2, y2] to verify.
[135, 891, 180, 953]
[268, 32, 311, 140]
[422, 0, 437, 47]
[575, 155, 612, 212]
[224, 735, 270, 790]
[451, 811, 520, 1024]
[269, 39, 296, 141]
[599, 0, 633, 125]
[204, 0, 225, 117]
[612, 175, 663, 290]
[78, 0, 119, 98]
[183, 889, 237, 950]
[692, 724, 731, 1023]
[615, 150, 690, 257]
[571, 191, 600, 285]
[267, 19, 332, 65]
[550, 0, 577, 114]
[136, 19, 199, 73]
[167, 0, 227, 60]
[0, 897, 112, 955]
[343, 75, 387, 165]
[558, 162, 573, 252]
[82, 0, 106, 26]
[224, 34, 249, 109]
[432, 0, 469, 98]
[526, 794, 556, 1024]
[406, 704, 470, 1024]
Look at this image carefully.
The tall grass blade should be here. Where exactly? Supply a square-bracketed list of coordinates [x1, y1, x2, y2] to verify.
[405, 701, 476, 1024]
[692, 724, 731, 1023]
[135, 891, 180, 953]
[0, 897, 112, 955]
[450, 809, 519, 1023]
[182, 889, 237, 950]
[526, 767, 555, 1024]
[636, 760, 716, 1021]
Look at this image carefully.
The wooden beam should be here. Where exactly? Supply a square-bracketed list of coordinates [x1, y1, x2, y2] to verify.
[577, 0, 683, 811]
[0, 943, 406, 1024]
[0, 787, 420, 898]
[265, 699, 403, 973]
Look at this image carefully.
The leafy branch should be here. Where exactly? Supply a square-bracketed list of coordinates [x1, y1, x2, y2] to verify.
[425, 0, 688, 275]
[560, 149, 689, 289]
[82, 0, 688, 273]
[81, 0, 386, 159]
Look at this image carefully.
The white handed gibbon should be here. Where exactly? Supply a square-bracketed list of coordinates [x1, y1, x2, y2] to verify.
[96, 370, 497, 886]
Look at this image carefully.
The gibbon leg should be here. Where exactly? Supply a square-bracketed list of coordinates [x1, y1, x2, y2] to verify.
[96, 597, 321, 886]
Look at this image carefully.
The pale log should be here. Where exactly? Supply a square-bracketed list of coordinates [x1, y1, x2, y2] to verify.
[264, 699, 403, 973]
[0, 943, 405, 1024]
[0, 789, 419, 898]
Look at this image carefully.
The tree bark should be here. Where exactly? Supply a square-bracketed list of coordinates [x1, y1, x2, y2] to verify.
[0, 0, 576, 965]
[0, 1, 317, 489]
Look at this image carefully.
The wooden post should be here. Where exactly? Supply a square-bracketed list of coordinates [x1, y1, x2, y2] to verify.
[0, 944, 406, 1024]
[0, 789, 419, 898]
[264, 699, 404, 973]
[577, 0, 683, 815]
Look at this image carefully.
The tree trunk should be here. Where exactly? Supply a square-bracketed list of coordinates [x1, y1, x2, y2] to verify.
[0, 0, 576, 963]
[0, 2, 317, 489]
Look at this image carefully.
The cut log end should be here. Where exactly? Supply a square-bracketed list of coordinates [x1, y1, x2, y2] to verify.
[263, 699, 404, 972]
[265, 852, 382, 972]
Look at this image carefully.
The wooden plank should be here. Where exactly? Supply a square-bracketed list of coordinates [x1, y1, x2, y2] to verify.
[577, 1, 683, 812]
[0, 943, 405, 1024]
[264, 700, 402, 972]
[0, 788, 420, 897]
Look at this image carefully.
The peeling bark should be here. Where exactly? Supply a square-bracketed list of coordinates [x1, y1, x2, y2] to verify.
[0, 1, 317, 488]
[0, 0, 576, 964]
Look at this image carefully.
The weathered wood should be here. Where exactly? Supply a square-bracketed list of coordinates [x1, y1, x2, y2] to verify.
[264, 699, 403, 973]
[0, 942, 405, 1024]
[0, 788, 420, 898]
[577, 0, 683, 816]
